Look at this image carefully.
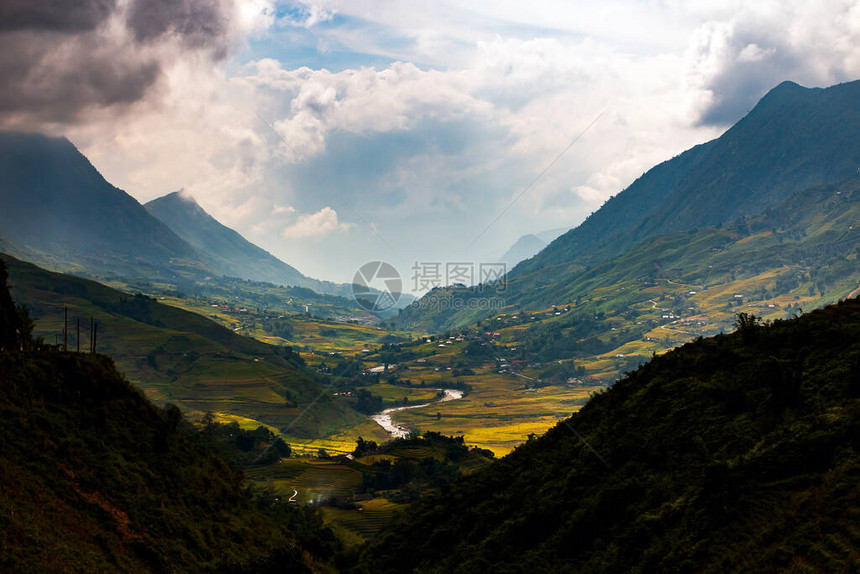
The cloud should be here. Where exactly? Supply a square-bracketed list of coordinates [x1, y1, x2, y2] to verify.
[685, 1, 860, 126]
[240, 59, 489, 160]
[127, 0, 230, 54]
[0, 0, 116, 32]
[0, 0, 268, 127]
[282, 206, 352, 239]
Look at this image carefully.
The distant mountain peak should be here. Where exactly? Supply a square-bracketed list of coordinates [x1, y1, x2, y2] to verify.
[171, 188, 195, 201]
[0, 130, 199, 276]
[144, 191, 359, 297]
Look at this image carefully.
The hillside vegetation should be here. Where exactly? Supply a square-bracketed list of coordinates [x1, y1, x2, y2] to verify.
[363, 299, 860, 572]
[2, 253, 363, 438]
[518, 79, 860, 275]
[398, 177, 860, 342]
[0, 261, 338, 573]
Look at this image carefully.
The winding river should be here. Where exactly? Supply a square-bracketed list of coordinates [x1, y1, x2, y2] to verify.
[370, 389, 464, 438]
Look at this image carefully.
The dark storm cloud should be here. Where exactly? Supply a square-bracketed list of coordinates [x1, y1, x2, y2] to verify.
[0, 0, 116, 32]
[694, 10, 857, 128]
[0, 32, 160, 122]
[0, 0, 235, 127]
[127, 0, 230, 55]
[697, 48, 802, 126]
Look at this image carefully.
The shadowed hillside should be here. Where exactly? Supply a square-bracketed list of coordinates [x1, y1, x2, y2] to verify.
[363, 298, 860, 572]
[0, 132, 202, 280]
[0, 261, 339, 572]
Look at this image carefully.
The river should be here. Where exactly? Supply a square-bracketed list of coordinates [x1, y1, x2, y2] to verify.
[370, 389, 464, 438]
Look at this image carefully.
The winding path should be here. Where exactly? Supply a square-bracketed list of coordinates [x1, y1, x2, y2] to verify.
[371, 389, 464, 438]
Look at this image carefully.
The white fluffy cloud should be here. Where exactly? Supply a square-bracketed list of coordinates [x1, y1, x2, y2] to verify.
[239, 60, 489, 160]
[282, 206, 352, 239]
[683, 0, 860, 124]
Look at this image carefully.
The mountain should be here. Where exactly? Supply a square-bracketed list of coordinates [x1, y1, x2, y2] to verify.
[517, 80, 860, 277]
[0, 132, 379, 305]
[397, 176, 860, 341]
[145, 191, 354, 297]
[0, 132, 203, 281]
[498, 227, 569, 269]
[401, 79, 860, 331]
[498, 233, 547, 268]
[363, 298, 860, 572]
[1, 253, 363, 437]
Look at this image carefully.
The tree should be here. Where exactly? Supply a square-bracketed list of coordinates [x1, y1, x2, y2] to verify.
[733, 312, 766, 339]
[0, 260, 25, 351]
[353, 436, 378, 457]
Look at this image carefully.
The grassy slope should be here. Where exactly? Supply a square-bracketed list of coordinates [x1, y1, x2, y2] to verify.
[362, 298, 860, 573]
[2, 254, 363, 438]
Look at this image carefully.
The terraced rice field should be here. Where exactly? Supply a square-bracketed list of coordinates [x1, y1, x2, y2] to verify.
[322, 498, 405, 541]
[248, 458, 364, 504]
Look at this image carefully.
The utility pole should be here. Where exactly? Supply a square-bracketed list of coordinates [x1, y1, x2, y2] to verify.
[90, 317, 94, 353]
[92, 321, 98, 354]
[76, 318, 80, 353]
[63, 306, 68, 352]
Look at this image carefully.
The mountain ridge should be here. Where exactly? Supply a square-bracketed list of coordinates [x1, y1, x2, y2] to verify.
[0, 131, 202, 280]
[399, 79, 860, 331]
[145, 190, 355, 296]
[516, 79, 860, 278]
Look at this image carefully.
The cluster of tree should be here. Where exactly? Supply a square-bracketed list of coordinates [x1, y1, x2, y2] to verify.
[353, 388, 384, 414]
[361, 457, 461, 500]
[266, 318, 294, 339]
[353, 433, 494, 503]
[352, 436, 378, 457]
[511, 313, 624, 361]
[537, 360, 586, 384]
[374, 342, 418, 364]
[200, 415, 291, 466]
[0, 260, 35, 352]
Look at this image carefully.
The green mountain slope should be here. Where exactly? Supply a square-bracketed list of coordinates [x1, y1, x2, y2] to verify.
[2, 253, 362, 437]
[400, 177, 860, 336]
[518, 79, 860, 276]
[145, 191, 354, 298]
[363, 298, 860, 573]
[402, 80, 860, 332]
[0, 352, 339, 573]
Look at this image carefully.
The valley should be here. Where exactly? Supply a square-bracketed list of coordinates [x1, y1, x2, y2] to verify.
[2, 74, 860, 571]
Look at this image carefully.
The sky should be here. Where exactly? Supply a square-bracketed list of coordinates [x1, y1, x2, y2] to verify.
[1, 0, 858, 290]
